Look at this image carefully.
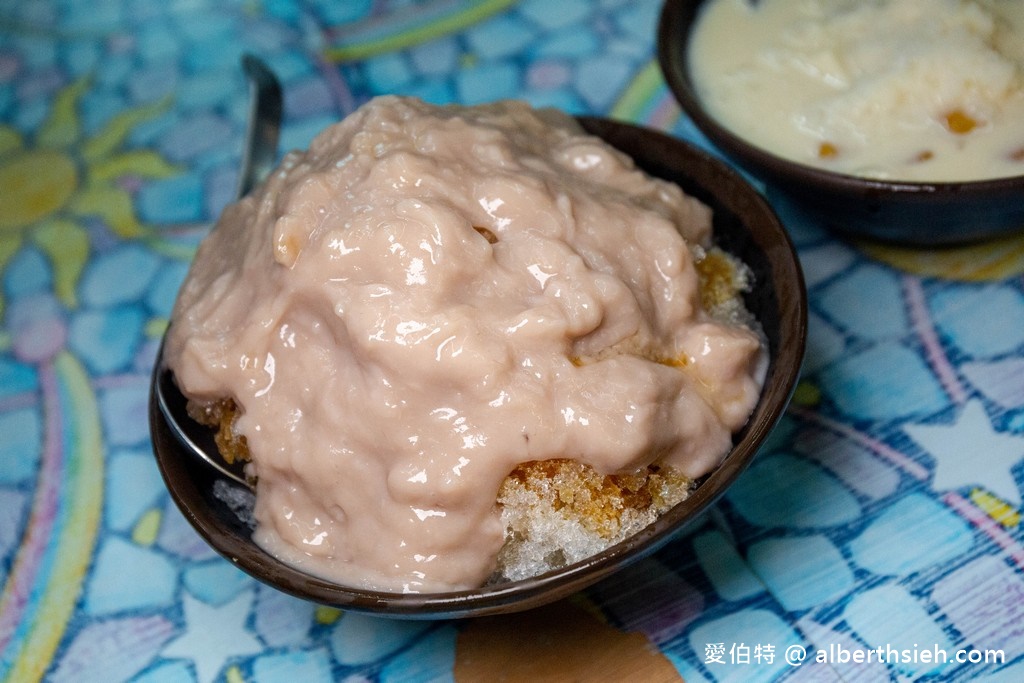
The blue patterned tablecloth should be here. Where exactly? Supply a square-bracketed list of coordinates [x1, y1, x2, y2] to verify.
[2, 1, 1024, 681]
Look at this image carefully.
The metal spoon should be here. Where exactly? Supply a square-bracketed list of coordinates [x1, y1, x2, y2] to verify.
[154, 54, 283, 489]
[237, 54, 283, 198]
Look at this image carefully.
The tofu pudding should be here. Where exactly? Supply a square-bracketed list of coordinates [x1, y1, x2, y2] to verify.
[689, 0, 1024, 182]
[164, 97, 767, 592]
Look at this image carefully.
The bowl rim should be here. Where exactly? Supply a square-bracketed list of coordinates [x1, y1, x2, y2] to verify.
[656, 0, 1024, 196]
[149, 116, 808, 619]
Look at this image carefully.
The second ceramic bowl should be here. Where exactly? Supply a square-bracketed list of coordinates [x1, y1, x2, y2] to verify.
[658, 0, 1024, 245]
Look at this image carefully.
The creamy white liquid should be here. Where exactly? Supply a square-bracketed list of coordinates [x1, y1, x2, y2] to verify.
[689, 0, 1024, 181]
[165, 97, 766, 592]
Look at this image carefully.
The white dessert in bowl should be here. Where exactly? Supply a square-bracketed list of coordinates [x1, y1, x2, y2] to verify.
[687, 0, 1024, 182]
[658, 0, 1024, 244]
[159, 96, 776, 596]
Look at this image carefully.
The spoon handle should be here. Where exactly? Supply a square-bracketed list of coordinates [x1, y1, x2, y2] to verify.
[237, 54, 283, 198]
[153, 55, 283, 491]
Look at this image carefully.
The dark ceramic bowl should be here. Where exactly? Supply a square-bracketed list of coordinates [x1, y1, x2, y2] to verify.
[658, 0, 1024, 245]
[149, 117, 807, 619]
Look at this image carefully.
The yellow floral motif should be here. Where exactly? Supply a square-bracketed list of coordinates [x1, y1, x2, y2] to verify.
[314, 605, 343, 625]
[791, 380, 822, 408]
[131, 508, 163, 546]
[970, 487, 1021, 529]
[0, 77, 179, 320]
[858, 232, 1024, 282]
